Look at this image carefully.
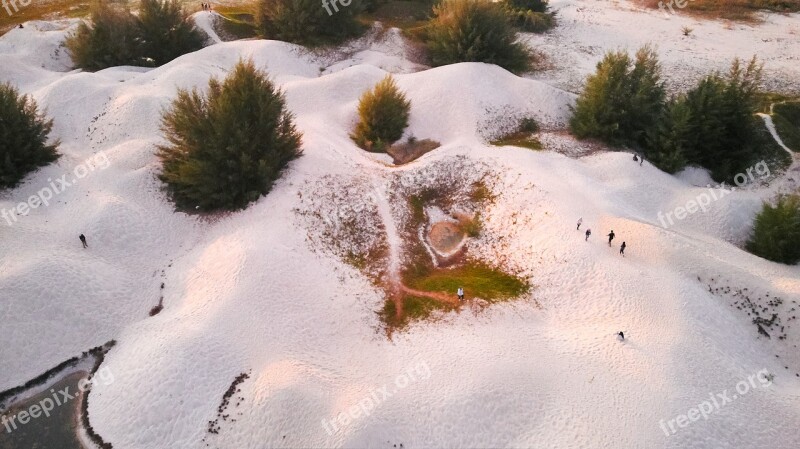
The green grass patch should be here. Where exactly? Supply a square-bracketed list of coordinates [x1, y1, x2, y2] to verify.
[469, 180, 494, 204]
[360, 0, 433, 31]
[462, 212, 482, 238]
[214, 6, 258, 40]
[380, 294, 452, 329]
[772, 101, 800, 153]
[406, 261, 529, 303]
[490, 135, 543, 151]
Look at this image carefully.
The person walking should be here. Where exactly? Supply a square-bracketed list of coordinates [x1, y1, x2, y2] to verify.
[585, 229, 591, 241]
[639, 156, 644, 166]
[633, 153, 639, 162]
[457, 287, 464, 302]
[577, 218, 583, 231]
[620, 241, 626, 256]
[617, 331, 625, 341]
[79, 234, 88, 248]
[607, 230, 615, 246]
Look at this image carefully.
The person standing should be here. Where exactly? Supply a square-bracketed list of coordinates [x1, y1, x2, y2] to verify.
[607, 230, 615, 246]
[617, 331, 625, 341]
[585, 229, 591, 241]
[620, 241, 626, 256]
[577, 218, 583, 230]
[79, 234, 88, 248]
[457, 287, 464, 302]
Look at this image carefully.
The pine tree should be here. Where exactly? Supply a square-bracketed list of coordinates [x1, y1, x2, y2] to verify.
[158, 60, 302, 211]
[137, 0, 205, 66]
[0, 83, 60, 189]
[627, 46, 666, 145]
[505, 0, 548, 13]
[257, 0, 366, 46]
[645, 99, 690, 173]
[502, 0, 554, 33]
[426, 0, 532, 74]
[65, 1, 141, 71]
[669, 57, 763, 181]
[570, 46, 664, 147]
[746, 195, 800, 265]
[351, 75, 411, 152]
[66, 0, 204, 71]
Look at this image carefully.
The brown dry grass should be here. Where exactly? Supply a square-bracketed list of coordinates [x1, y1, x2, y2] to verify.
[0, 0, 91, 35]
[636, 0, 799, 21]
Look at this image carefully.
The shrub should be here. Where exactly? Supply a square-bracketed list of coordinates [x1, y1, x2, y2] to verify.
[502, 0, 555, 33]
[490, 116, 542, 150]
[570, 46, 665, 147]
[746, 195, 800, 265]
[649, 57, 764, 181]
[65, 2, 142, 71]
[157, 60, 302, 211]
[426, 0, 532, 74]
[65, 0, 204, 71]
[506, 9, 554, 33]
[352, 75, 411, 152]
[505, 0, 548, 13]
[645, 99, 690, 173]
[0, 83, 60, 189]
[136, 0, 205, 66]
[257, 0, 366, 46]
[518, 117, 539, 133]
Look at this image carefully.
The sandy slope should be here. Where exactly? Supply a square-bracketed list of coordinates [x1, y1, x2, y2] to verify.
[526, 0, 800, 94]
[1, 5, 799, 449]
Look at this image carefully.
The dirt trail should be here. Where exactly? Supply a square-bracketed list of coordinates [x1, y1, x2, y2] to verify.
[372, 176, 463, 316]
[372, 177, 405, 315]
[399, 284, 460, 305]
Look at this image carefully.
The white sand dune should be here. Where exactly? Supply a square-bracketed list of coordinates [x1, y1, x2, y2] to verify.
[1, 3, 799, 449]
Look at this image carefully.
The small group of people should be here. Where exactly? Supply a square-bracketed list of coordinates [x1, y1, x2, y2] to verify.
[577, 218, 626, 256]
[200, 2, 212, 10]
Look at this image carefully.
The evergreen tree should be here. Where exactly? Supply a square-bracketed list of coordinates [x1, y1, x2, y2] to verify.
[505, 0, 548, 13]
[66, 0, 204, 71]
[645, 99, 690, 173]
[570, 46, 664, 147]
[426, 0, 532, 74]
[65, 1, 141, 71]
[352, 75, 411, 152]
[502, 0, 554, 33]
[137, 0, 205, 66]
[0, 83, 60, 189]
[628, 46, 666, 144]
[257, 0, 366, 46]
[650, 57, 763, 181]
[746, 195, 800, 265]
[158, 60, 302, 211]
